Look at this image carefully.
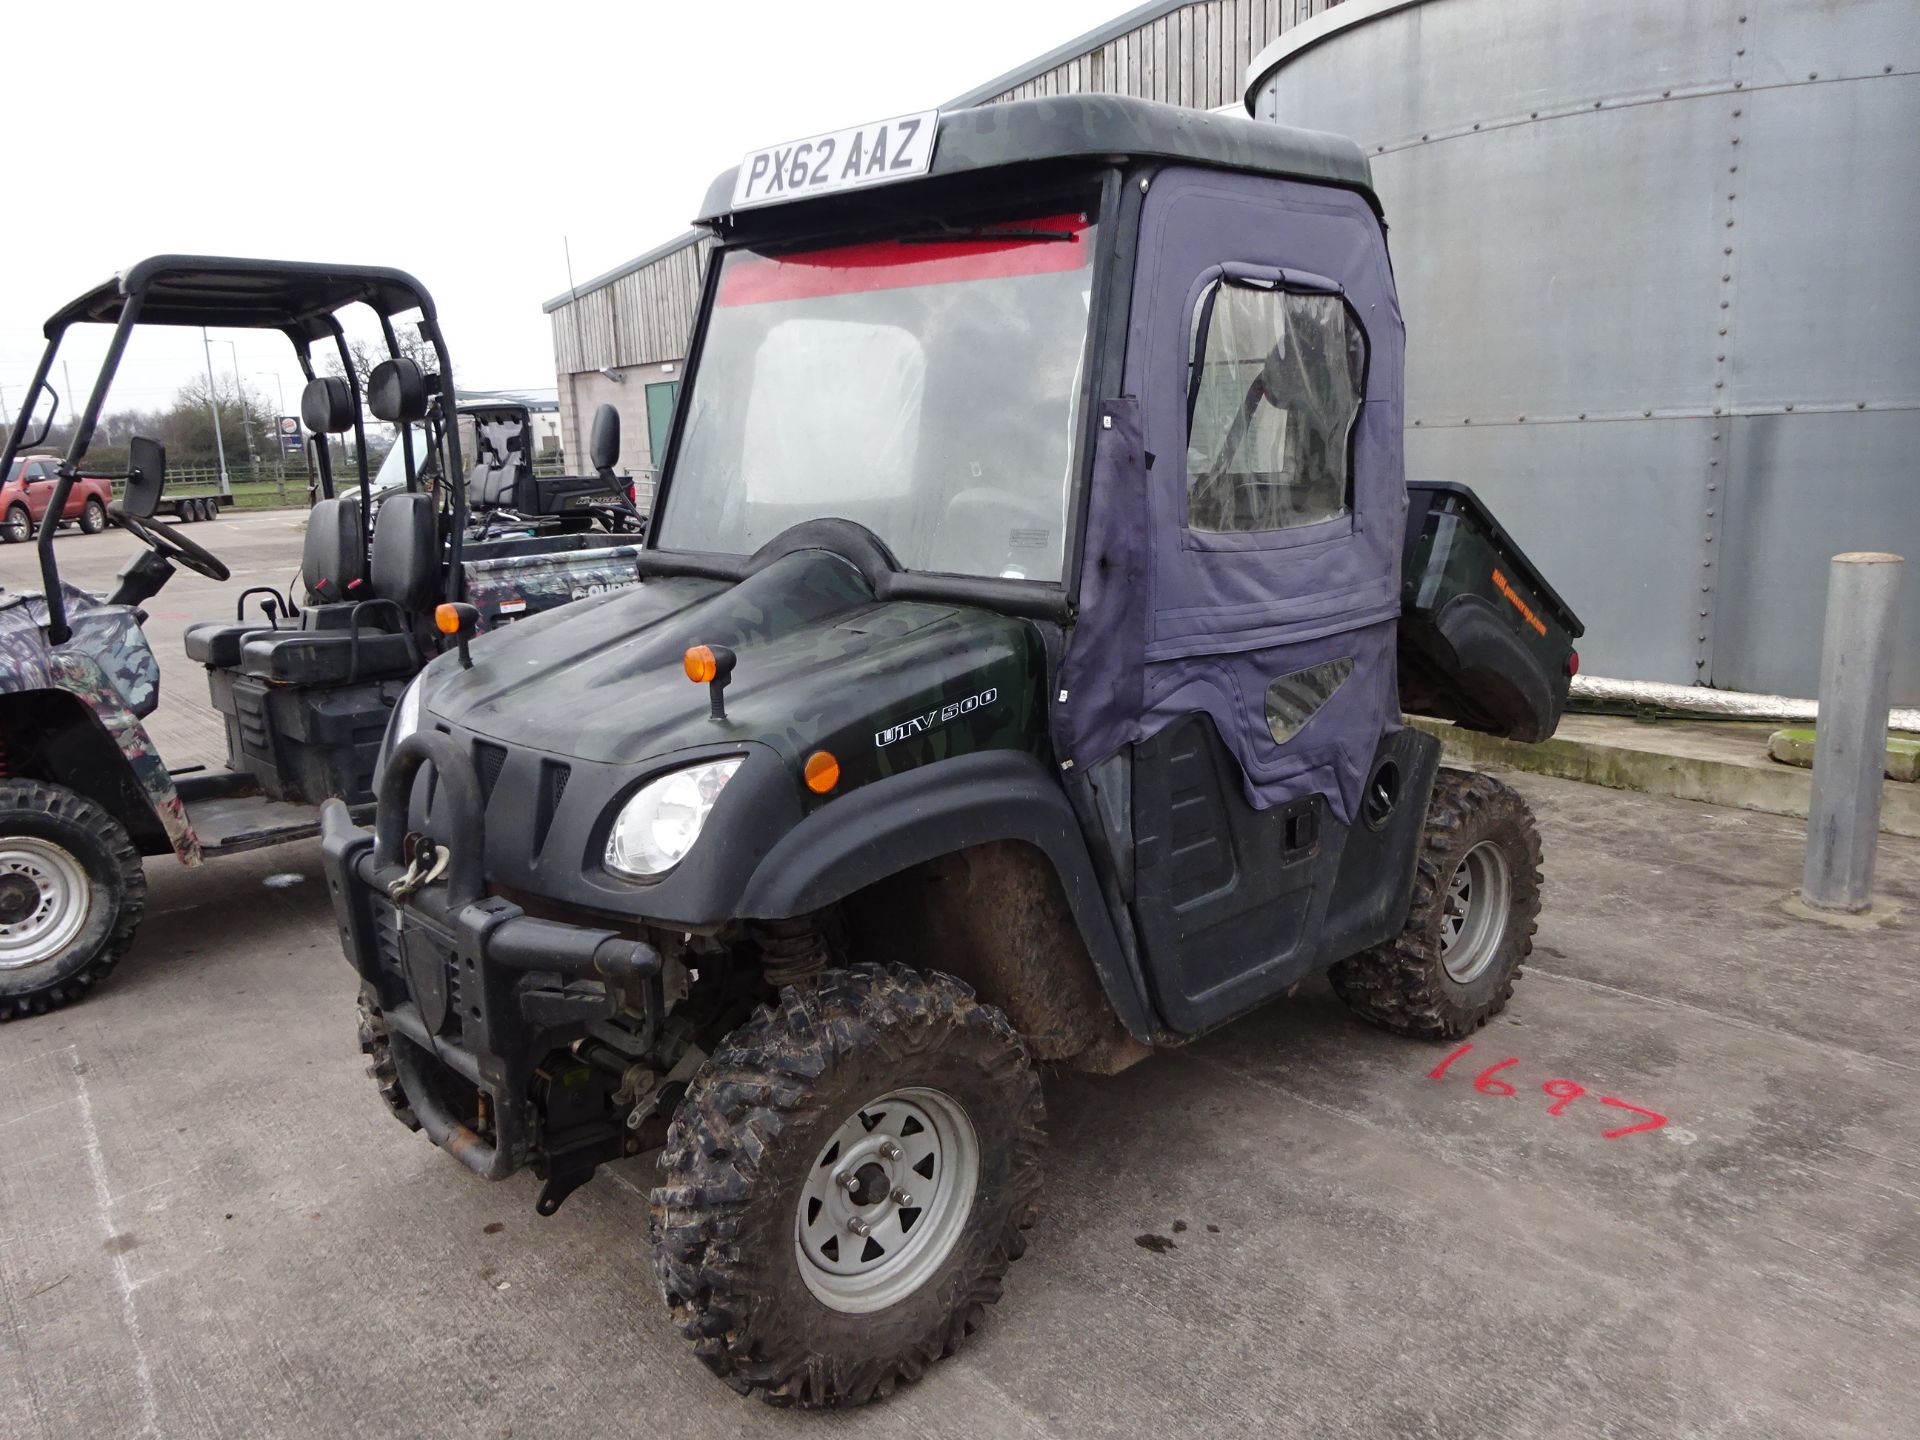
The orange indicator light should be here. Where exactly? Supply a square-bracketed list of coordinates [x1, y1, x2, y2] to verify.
[803, 750, 840, 794]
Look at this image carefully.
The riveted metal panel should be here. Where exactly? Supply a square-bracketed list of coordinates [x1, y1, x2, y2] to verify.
[1252, 0, 1741, 139]
[1742, 0, 1920, 85]
[1408, 418, 1719, 684]
[1249, 0, 1919, 703]
[1377, 99, 1729, 424]
[1716, 410, 1920, 701]
[1728, 76, 1920, 409]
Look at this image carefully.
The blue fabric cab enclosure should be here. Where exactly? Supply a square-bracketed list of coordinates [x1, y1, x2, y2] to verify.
[1056, 167, 1407, 826]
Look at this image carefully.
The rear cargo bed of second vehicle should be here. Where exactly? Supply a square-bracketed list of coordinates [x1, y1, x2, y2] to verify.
[1399, 480, 1584, 744]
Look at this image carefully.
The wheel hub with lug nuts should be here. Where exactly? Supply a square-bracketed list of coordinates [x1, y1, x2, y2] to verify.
[1439, 839, 1512, 985]
[0, 837, 92, 970]
[795, 1086, 979, 1314]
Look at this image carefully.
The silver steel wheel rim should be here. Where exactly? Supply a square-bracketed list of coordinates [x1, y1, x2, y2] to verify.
[0, 837, 93, 970]
[795, 1086, 979, 1315]
[1440, 840, 1512, 984]
[3, 510, 26, 542]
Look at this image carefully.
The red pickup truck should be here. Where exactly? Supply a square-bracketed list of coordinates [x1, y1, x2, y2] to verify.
[1, 455, 113, 542]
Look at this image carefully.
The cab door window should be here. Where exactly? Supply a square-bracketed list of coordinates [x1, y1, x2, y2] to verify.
[1185, 280, 1366, 534]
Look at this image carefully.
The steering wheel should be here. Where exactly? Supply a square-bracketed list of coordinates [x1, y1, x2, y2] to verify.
[110, 508, 232, 582]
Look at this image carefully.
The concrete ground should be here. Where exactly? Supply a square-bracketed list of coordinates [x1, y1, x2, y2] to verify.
[2, 518, 1918, 1439]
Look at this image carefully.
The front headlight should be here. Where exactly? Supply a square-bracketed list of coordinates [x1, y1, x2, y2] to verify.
[391, 677, 424, 748]
[604, 758, 743, 879]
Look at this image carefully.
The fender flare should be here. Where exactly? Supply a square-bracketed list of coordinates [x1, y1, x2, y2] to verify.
[0, 665, 200, 864]
[738, 749, 1156, 1042]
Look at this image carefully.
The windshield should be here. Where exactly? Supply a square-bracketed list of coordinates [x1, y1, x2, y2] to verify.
[657, 211, 1098, 582]
[369, 423, 434, 498]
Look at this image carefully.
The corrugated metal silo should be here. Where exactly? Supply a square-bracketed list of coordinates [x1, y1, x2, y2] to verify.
[1246, 0, 1920, 703]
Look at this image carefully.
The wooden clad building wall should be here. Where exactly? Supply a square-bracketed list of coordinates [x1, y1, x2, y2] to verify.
[980, 0, 1341, 110]
[549, 236, 714, 377]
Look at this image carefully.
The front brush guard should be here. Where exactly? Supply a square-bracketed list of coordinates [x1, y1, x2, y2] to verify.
[322, 729, 659, 1198]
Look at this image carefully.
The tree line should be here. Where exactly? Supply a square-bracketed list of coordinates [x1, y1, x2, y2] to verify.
[21, 335, 435, 476]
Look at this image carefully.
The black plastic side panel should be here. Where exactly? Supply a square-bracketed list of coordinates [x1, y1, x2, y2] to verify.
[1130, 713, 1337, 1033]
[206, 669, 406, 807]
[1128, 716, 1440, 1036]
[1315, 726, 1440, 964]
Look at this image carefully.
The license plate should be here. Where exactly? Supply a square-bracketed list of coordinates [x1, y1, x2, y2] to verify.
[731, 111, 938, 211]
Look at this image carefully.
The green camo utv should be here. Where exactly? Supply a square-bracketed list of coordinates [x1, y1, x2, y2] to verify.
[322, 97, 1583, 1406]
[0, 258, 641, 1019]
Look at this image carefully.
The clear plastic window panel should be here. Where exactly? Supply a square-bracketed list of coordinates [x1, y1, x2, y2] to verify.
[1187, 283, 1365, 534]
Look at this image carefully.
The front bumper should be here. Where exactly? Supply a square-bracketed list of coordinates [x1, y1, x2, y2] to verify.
[321, 730, 659, 1193]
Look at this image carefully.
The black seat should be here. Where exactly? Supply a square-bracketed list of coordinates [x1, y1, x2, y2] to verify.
[184, 621, 263, 668]
[301, 494, 369, 604]
[184, 493, 367, 667]
[369, 492, 439, 611]
[238, 493, 438, 685]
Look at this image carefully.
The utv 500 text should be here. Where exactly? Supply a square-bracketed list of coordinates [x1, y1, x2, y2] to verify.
[323, 97, 1583, 1407]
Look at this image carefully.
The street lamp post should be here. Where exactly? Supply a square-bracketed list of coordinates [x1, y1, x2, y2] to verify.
[220, 340, 255, 477]
[257, 371, 289, 496]
[199, 328, 231, 497]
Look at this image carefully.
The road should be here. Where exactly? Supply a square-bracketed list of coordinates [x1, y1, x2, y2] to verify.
[0, 514, 1916, 1438]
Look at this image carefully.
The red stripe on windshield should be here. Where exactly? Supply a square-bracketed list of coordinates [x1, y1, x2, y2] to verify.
[716, 212, 1093, 307]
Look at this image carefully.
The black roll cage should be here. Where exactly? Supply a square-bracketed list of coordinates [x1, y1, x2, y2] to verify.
[0, 255, 470, 644]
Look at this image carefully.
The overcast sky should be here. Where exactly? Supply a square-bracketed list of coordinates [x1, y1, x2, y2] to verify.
[1, 0, 1121, 435]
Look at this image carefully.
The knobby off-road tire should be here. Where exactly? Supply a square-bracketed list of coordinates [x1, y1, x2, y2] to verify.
[1329, 768, 1542, 1039]
[356, 997, 422, 1131]
[80, 499, 108, 534]
[0, 780, 146, 1021]
[651, 963, 1044, 1408]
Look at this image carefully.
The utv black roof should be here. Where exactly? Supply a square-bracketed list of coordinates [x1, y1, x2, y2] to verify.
[695, 94, 1378, 226]
[44, 255, 438, 342]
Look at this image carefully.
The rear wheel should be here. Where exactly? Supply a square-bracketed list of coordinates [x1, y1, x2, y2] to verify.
[80, 498, 107, 534]
[0, 780, 146, 1021]
[1329, 768, 1541, 1039]
[651, 963, 1044, 1407]
[2, 505, 29, 544]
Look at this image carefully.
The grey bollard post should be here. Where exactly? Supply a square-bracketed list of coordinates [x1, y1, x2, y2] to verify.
[1801, 551, 1904, 912]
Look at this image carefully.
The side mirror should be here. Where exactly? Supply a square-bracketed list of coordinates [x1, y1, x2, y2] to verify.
[124, 436, 167, 518]
[590, 403, 620, 474]
[367, 358, 429, 424]
[14, 385, 59, 450]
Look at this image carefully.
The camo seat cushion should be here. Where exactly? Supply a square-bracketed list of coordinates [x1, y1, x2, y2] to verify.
[184, 621, 270, 668]
[238, 630, 417, 686]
